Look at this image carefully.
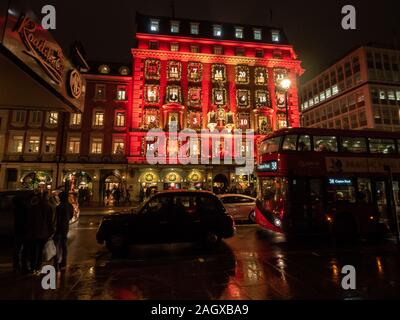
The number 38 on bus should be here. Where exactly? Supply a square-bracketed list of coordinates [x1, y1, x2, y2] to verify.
[255, 128, 400, 239]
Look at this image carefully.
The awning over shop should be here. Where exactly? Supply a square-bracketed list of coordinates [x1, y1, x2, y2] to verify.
[0, 0, 86, 112]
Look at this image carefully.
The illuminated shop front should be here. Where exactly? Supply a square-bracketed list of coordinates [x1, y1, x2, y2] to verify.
[20, 170, 53, 190]
[64, 171, 93, 193]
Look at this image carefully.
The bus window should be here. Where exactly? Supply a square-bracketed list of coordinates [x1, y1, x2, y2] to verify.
[258, 177, 287, 214]
[313, 136, 338, 152]
[368, 138, 396, 154]
[260, 137, 281, 154]
[341, 137, 367, 153]
[375, 180, 389, 224]
[327, 179, 356, 204]
[282, 135, 297, 151]
[356, 178, 372, 203]
[298, 135, 311, 151]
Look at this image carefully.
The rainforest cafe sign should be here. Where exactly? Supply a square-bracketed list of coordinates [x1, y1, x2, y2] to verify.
[15, 15, 64, 86]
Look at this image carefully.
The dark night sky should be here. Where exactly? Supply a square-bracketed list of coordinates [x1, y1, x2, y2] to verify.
[30, 0, 400, 82]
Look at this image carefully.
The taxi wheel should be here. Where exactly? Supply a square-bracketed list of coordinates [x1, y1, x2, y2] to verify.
[106, 234, 128, 257]
[248, 211, 256, 222]
[203, 231, 221, 247]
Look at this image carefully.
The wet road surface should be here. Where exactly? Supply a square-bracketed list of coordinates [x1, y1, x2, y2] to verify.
[0, 215, 399, 300]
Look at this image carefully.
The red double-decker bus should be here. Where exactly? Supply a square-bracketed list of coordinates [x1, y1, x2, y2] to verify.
[255, 128, 400, 239]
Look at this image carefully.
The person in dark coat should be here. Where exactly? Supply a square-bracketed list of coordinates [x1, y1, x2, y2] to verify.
[25, 192, 54, 273]
[54, 192, 74, 271]
[113, 186, 121, 206]
[12, 193, 29, 273]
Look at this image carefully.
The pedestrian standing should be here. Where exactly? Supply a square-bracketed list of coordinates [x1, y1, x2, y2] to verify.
[25, 192, 54, 274]
[54, 192, 74, 272]
[12, 193, 29, 273]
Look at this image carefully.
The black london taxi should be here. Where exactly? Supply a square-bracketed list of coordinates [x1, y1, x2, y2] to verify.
[96, 190, 236, 254]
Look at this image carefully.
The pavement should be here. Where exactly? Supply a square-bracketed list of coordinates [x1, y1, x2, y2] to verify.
[0, 214, 400, 300]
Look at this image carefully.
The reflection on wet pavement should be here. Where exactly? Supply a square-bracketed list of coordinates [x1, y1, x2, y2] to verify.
[0, 216, 399, 300]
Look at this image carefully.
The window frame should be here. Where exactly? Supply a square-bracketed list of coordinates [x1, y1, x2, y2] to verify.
[149, 19, 160, 32]
[253, 28, 262, 40]
[213, 24, 222, 37]
[67, 135, 81, 154]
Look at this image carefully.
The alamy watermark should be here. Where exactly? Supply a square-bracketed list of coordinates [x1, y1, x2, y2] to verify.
[41, 265, 57, 290]
[341, 265, 356, 290]
[145, 128, 254, 176]
[41, 5, 56, 30]
[341, 5, 356, 30]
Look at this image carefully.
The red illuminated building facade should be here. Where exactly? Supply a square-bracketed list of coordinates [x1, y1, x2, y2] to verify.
[126, 14, 303, 199]
[0, 13, 303, 202]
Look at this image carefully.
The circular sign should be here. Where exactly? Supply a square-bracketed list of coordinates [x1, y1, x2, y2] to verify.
[69, 69, 83, 99]
[168, 173, 177, 182]
[145, 173, 154, 182]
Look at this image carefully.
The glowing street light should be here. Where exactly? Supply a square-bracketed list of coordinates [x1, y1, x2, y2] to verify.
[280, 78, 292, 128]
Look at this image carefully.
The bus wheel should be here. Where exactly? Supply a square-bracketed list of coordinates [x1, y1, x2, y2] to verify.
[333, 213, 359, 241]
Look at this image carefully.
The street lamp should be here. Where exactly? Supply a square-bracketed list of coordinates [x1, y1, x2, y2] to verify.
[280, 78, 292, 128]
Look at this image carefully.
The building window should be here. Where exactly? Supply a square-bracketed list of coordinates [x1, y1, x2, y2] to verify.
[29, 111, 42, 125]
[93, 111, 104, 127]
[95, 84, 106, 100]
[116, 87, 127, 101]
[150, 19, 159, 32]
[112, 138, 125, 155]
[235, 47, 245, 56]
[12, 111, 26, 124]
[67, 137, 80, 154]
[9, 135, 24, 153]
[47, 112, 58, 125]
[91, 137, 103, 154]
[190, 23, 199, 35]
[170, 42, 179, 52]
[213, 25, 222, 37]
[27, 136, 40, 153]
[254, 28, 262, 40]
[190, 45, 200, 53]
[149, 41, 159, 50]
[98, 65, 110, 74]
[170, 20, 180, 33]
[235, 27, 243, 39]
[213, 46, 223, 55]
[115, 112, 126, 127]
[70, 113, 82, 126]
[255, 49, 264, 58]
[271, 30, 280, 42]
[44, 136, 56, 153]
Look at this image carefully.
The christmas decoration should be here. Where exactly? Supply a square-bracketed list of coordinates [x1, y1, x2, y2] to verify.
[212, 88, 227, 106]
[165, 85, 182, 104]
[187, 87, 202, 107]
[186, 111, 202, 129]
[144, 59, 161, 80]
[255, 90, 271, 108]
[237, 113, 251, 130]
[273, 68, 288, 85]
[144, 84, 160, 104]
[236, 89, 250, 108]
[235, 65, 250, 84]
[187, 62, 202, 82]
[143, 108, 160, 129]
[254, 67, 268, 85]
[167, 60, 182, 81]
[211, 64, 226, 83]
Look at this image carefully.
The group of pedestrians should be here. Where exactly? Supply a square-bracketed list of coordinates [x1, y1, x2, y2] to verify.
[104, 186, 131, 206]
[13, 190, 74, 275]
